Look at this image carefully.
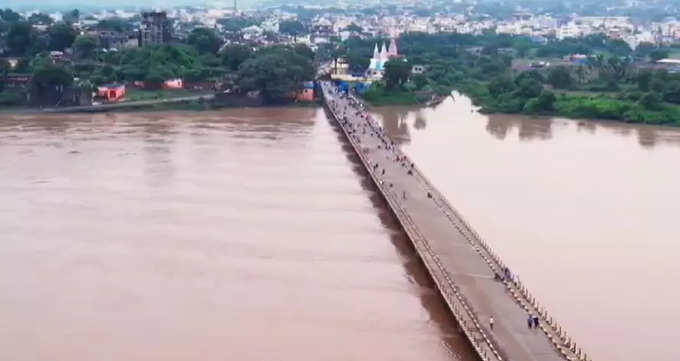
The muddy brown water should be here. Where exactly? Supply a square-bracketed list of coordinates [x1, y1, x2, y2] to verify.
[372, 93, 680, 361]
[0, 108, 476, 361]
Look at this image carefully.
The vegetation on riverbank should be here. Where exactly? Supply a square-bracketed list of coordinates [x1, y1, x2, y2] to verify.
[0, 10, 316, 108]
[362, 85, 422, 105]
[339, 32, 680, 126]
[124, 89, 199, 102]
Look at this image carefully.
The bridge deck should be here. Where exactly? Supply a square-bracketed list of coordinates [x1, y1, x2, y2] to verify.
[321, 82, 585, 361]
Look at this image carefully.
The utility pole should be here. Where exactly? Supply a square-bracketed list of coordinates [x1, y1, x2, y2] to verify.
[233, 0, 237, 12]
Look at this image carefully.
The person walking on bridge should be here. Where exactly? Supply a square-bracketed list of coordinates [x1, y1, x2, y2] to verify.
[489, 316, 495, 330]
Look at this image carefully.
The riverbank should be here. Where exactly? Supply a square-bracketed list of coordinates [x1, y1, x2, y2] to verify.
[0, 95, 322, 114]
[364, 82, 680, 127]
[360, 85, 450, 107]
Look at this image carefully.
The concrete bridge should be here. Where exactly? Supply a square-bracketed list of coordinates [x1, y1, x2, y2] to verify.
[321, 82, 590, 361]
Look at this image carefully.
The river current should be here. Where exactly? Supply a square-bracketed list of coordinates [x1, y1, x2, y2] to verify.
[372, 93, 680, 361]
[1, 97, 678, 361]
[0, 109, 474, 361]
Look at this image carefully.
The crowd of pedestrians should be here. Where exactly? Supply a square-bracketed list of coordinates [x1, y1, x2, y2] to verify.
[324, 83, 416, 199]
[324, 82, 549, 343]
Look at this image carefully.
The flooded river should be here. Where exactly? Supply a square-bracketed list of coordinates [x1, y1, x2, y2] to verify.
[3, 97, 678, 361]
[0, 109, 475, 361]
[373, 93, 680, 361]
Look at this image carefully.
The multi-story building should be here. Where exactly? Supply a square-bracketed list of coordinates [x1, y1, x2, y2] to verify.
[140, 11, 171, 46]
[97, 30, 132, 49]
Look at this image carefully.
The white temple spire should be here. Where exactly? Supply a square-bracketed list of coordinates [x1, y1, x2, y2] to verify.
[380, 42, 388, 60]
[388, 38, 398, 57]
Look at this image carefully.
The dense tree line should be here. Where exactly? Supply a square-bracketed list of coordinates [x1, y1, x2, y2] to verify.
[0, 9, 318, 106]
[237, 45, 315, 102]
[352, 31, 680, 125]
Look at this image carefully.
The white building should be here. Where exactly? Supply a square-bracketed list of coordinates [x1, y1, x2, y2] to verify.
[367, 38, 399, 78]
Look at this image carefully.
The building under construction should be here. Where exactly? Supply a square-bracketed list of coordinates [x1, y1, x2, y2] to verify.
[140, 11, 172, 46]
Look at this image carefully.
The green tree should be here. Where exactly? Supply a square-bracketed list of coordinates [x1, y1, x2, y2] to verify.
[32, 63, 73, 91]
[144, 65, 174, 88]
[7, 22, 33, 56]
[188, 27, 222, 54]
[0, 58, 10, 91]
[383, 59, 411, 89]
[639, 91, 662, 109]
[28, 13, 53, 25]
[0, 8, 22, 23]
[314, 43, 334, 63]
[637, 71, 653, 91]
[237, 46, 315, 102]
[634, 42, 656, 59]
[113, 45, 201, 82]
[650, 78, 665, 92]
[489, 75, 515, 97]
[547, 66, 573, 89]
[96, 18, 132, 32]
[600, 56, 631, 82]
[63, 9, 80, 24]
[217, 17, 257, 32]
[73, 35, 97, 58]
[650, 49, 669, 62]
[293, 44, 314, 59]
[279, 20, 306, 36]
[523, 90, 556, 113]
[221, 44, 253, 71]
[536, 91, 556, 111]
[662, 80, 680, 104]
[588, 54, 605, 73]
[607, 39, 632, 57]
[575, 65, 586, 84]
[200, 53, 221, 67]
[48, 22, 77, 51]
[515, 78, 543, 98]
[515, 42, 531, 57]
[347, 51, 370, 72]
[95, 64, 116, 80]
[412, 74, 428, 89]
[515, 70, 544, 85]
[118, 65, 145, 82]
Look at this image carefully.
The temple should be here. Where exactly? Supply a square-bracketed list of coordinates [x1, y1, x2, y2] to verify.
[367, 38, 399, 75]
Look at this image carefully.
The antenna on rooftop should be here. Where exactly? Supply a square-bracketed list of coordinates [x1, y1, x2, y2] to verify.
[233, 0, 237, 12]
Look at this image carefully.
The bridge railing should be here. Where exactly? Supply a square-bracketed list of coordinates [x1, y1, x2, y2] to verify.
[322, 85, 504, 361]
[322, 82, 592, 361]
[335, 84, 588, 361]
[407, 163, 590, 361]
